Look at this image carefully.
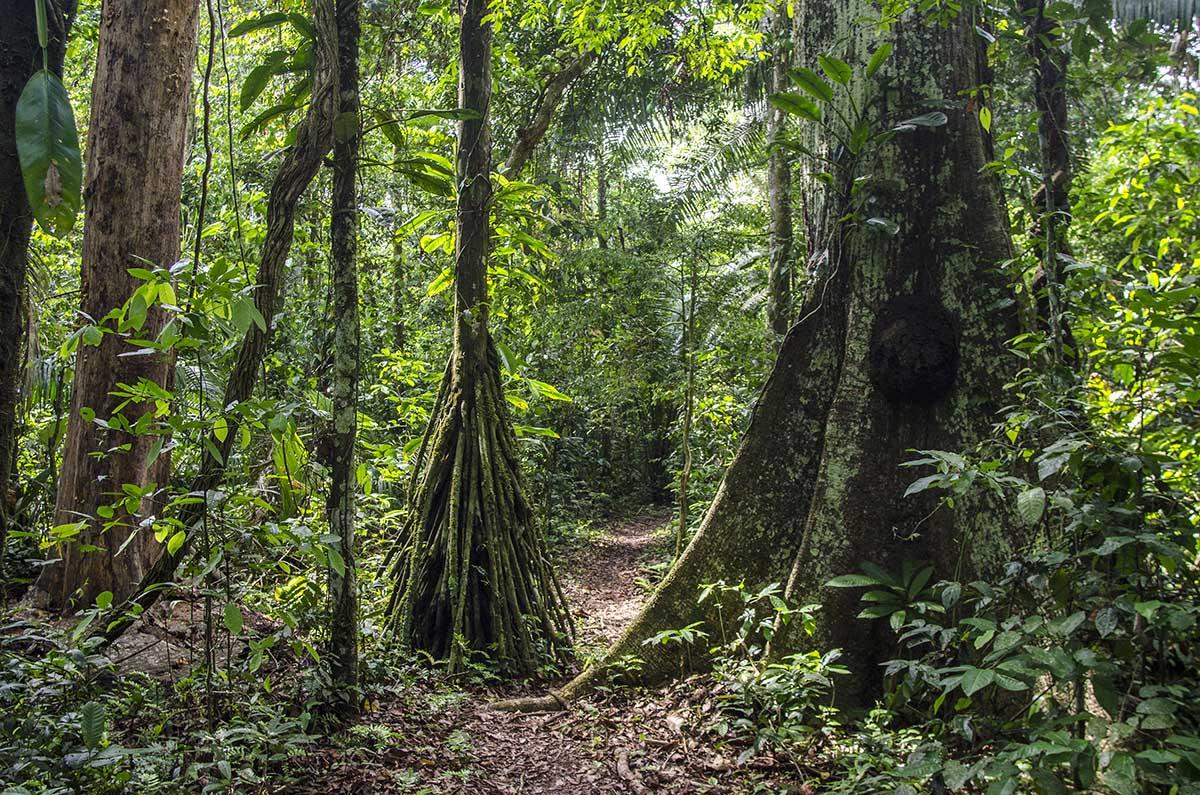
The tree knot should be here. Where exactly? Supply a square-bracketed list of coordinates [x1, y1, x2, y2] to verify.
[868, 295, 960, 404]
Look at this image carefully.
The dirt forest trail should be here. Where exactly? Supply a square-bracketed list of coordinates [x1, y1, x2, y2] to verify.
[302, 512, 681, 794]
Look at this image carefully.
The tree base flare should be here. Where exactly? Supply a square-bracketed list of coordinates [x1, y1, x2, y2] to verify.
[385, 347, 574, 676]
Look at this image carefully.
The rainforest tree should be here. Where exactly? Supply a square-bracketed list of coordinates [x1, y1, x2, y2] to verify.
[382, 0, 574, 675]
[515, 0, 1025, 707]
[327, 0, 362, 705]
[96, 0, 341, 643]
[764, 0, 793, 344]
[36, 0, 200, 612]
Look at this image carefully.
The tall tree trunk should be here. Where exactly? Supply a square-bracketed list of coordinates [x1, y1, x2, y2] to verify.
[675, 261, 697, 559]
[37, 0, 199, 612]
[0, 0, 75, 567]
[765, 0, 793, 345]
[95, 0, 340, 645]
[389, 47, 406, 351]
[596, 137, 608, 249]
[383, 0, 573, 676]
[1022, 0, 1072, 364]
[391, 210, 406, 350]
[327, 0, 360, 707]
[505, 0, 1020, 711]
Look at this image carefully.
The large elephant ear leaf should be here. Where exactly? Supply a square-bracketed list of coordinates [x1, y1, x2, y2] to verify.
[15, 69, 83, 237]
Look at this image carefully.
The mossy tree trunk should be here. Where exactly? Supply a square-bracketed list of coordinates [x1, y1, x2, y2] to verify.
[765, 0, 793, 345]
[384, 0, 573, 676]
[327, 0, 360, 706]
[536, 0, 1021, 707]
[37, 0, 199, 612]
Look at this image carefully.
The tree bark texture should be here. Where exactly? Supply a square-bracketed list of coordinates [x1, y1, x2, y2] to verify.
[383, 0, 573, 676]
[0, 0, 75, 546]
[765, 0, 793, 344]
[529, 0, 1021, 708]
[328, 0, 361, 702]
[96, 0, 339, 644]
[38, 0, 198, 611]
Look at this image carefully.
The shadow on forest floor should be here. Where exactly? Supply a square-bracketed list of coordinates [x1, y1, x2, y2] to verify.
[294, 511, 830, 794]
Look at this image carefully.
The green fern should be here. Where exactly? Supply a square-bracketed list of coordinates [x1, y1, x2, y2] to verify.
[79, 701, 105, 749]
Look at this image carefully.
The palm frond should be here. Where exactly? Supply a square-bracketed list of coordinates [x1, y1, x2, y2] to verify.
[176, 362, 225, 408]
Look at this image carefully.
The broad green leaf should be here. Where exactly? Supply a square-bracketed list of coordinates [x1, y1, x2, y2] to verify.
[229, 11, 289, 37]
[769, 92, 822, 122]
[223, 603, 244, 635]
[240, 53, 288, 113]
[528, 378, 572, 402]
[79, 701, 106, 749]
[979, 106, 992, 132]
[328, 548, 346, 578]
[426, 267, 453, 296]
[167, 530, 186, 556]
[786, 67, 833, 102]
[817, 54, 852, 85]
[213, 416, 229, 443]
[231, 295, 267, 334]
[15, 70, 82, 236]
[865, 43, 893, 77]
[960, 666, 995, 696]
[287, 12, 315, 39]
[1048, 610, 1086, 636]
[1017, 486, 1046, 525]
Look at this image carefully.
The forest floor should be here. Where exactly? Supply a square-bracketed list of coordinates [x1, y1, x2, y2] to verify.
[296, 512, 826, 794]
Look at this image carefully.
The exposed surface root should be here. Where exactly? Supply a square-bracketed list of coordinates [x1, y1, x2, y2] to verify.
[383, 351, 574, 675]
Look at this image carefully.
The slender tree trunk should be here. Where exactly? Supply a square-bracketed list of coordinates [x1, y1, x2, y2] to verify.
[389, 48, 406, 351]
[37, 0, 198, 612]
[765, 0, 793, 345]
[0, 0, 75, 571]
[505, 0, 1020, 711]
[327, 0, 360, 707]
[96, 0, 340, 645]
[675, 262, 697, 559]
[1022, 0, 1072, 364]
[391, 217, 406, 349]
[596, 138, 608, 249]
[383, 0, 572, 676]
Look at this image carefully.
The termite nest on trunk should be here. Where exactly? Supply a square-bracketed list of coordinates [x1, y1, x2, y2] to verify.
[868, 294, 960, 404]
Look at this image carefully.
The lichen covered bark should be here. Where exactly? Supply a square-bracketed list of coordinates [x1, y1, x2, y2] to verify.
[327, 0, 360, 702]
[765, 0, 793, 344]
